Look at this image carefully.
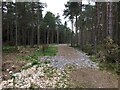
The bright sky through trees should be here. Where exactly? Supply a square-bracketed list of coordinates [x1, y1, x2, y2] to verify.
[41, 0, 90, 29]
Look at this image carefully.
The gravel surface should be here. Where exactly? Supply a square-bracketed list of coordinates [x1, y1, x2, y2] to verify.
[1, 44, 118, 88]
[39, 44, 118, 88]
[0, 63, 69, 89]
[39, 44, 98, 69]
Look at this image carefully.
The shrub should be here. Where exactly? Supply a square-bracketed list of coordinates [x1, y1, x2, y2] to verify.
[31, 60, 39, 66]
[97, 36, 119, 63]
[82, 44, 93, 55]
[98, 62, 118, 73]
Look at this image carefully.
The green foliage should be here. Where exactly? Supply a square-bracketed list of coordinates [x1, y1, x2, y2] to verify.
[99, 63, 118, 73]
[31, 60, 40, 66]
[22, 64, 32, 70]
[22, 60, 40, 70]
[40, 45, 57, 56]
[92, 36, 120, 73]
[18, 45, 57, 70]
[97, 36, 119, 63]
[82, 44, 93, 55]
[44, 11, 56, 29]
[89, 55, 97, 62]
[17, 45, 57, 61]
[3, 46, 18, 53]
[96, 44, 103, 53]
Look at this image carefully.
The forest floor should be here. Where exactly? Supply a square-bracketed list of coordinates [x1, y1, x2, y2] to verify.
[2, 47, 36, 80]
[54, 44, 118, 88]
[2, 44, 118, 88]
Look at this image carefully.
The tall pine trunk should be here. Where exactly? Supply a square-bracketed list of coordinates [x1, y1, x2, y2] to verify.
[108, 2, 113, 38]
[37, 2, 40, 46]
[71, 19, 74, 46]
[75, 15, 78, 46]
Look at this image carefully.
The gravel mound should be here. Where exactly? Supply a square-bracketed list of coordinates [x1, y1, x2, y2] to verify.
[0, 63, 69, 89]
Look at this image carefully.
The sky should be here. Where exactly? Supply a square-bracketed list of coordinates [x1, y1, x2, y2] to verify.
[41, 0, 70, 28]
[40, 0, 90, 29]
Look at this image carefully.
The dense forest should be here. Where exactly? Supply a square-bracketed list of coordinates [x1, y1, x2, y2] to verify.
[63, 2, 120, 47]
[1, 0, 120, 88]
[2, 1, 120, 71]
[2, 1, 120, 47]
[2, 1, 72, 46]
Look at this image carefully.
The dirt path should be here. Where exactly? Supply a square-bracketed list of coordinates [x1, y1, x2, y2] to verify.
[56, 44, 118, 88]
[49, 44, 97, 69]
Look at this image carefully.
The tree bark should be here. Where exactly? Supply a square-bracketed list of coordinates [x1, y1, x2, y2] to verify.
[47, 28, 49, 44]
[37, 2, 40, 46]
[75, 15, 78, 46]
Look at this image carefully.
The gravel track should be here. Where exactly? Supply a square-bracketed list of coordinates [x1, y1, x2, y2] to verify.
[39, 44, 98, 69]
[39, 44, 118, 88]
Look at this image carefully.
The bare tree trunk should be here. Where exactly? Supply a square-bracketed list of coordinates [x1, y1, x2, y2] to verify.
[96, 2, 100, 44]
[80, 26, 83, 48]
[30, 3, 34, 47]
[106, 2, 109, 36]
[47, 28, 49, 44]
[30, 26, 34, 47]
[37, 24, 40, 45]
[0, 1, 2, 81]
[75, 15, 78, 46]
[7, 23, 9, 43]
[93, 2, 98, 54]
[37, 2, 40, 46]
[71, 19, 74, 46]
[117, 2, 120, 45]
[108, 2, 113, 38]
[15, 0, 18, 47]
[15, 9, 18, 47]
[52, 30, 54, 44]
[57, 29, 59, 44]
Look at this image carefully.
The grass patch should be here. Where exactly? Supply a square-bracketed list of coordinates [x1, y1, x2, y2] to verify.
[22, 64, 33, 70]
[89, 55, 118, 74]
[42, 45, 57, 56]
[98, 62, 118, 73]
[17, 45, 57, 61]
[17, 45, 57, 70]
[3, 45, 18, 53]
[89, 55, 97, 62]
[22, 60, 41, 70]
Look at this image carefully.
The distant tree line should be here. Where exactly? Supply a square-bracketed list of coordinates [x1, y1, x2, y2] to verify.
[2, 1, 72, 47]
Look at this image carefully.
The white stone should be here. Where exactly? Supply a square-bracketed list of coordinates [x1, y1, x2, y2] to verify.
[6, 69, 10, 72]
